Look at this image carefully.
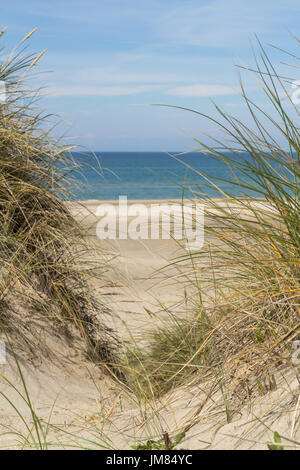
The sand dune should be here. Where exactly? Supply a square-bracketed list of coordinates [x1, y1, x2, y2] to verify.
[0, 199, 298, 450]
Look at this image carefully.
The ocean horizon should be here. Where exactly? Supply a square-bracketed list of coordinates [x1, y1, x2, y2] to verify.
[68, 151, 260, 201]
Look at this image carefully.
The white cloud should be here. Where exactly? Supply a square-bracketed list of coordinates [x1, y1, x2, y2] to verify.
[156, 0, 300, 48]
[73, 67, 196, 84]
[44, 60, 201, 98]
[46, 84, 162, 97]
[165, 84, 239, 97]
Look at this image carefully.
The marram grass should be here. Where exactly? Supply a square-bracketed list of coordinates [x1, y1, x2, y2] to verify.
[0, 29, 120, 373]
[127, 37, 300, 403]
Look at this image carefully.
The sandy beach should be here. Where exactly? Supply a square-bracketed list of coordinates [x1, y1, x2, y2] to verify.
[68, 199, 199, 342]
[0, 198, 299, 449]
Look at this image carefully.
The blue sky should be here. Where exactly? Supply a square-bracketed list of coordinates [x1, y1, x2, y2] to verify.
[1, 0, 300, 150]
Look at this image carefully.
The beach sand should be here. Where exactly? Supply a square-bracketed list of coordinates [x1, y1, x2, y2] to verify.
[0, 199, 298, 449]
[68, 199, 200, 342]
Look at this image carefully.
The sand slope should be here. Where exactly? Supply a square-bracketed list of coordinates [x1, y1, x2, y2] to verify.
[0, 200, 298, 450]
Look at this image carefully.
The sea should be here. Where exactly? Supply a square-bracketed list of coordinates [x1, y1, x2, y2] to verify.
[67, 151, 261, 201]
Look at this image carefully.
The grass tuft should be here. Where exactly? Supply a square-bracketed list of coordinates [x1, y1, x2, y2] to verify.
[127, 37, 300, 412]
[0, 30, 121, 374]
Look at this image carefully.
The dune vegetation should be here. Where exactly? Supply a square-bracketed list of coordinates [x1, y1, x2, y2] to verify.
[126, 38, 300, 435]
[0, 29, 121, 372]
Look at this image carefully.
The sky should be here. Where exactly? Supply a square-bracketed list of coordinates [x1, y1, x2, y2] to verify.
[1, 0, 300, 150]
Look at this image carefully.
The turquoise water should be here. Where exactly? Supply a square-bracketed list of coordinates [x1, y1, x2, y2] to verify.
[68, 151, 259, 201]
